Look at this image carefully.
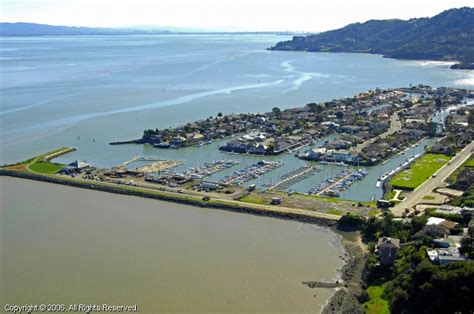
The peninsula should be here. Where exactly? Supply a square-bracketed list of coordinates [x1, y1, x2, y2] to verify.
[113, 85, 473, 167]
[269, 7, 474, 70]
[1, 85, 473, 314]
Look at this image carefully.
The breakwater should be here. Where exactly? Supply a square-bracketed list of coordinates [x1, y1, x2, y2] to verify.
[0, 169, 338, 225]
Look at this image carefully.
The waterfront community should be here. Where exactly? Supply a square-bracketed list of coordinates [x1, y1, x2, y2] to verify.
[2, 79, 474, 313]
[2, 83, 474, 313]
[2, 6, 474, 313]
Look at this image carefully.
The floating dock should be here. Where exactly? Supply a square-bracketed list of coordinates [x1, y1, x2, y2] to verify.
[268, 165, 321, 191]
[309, 168, 368, 197]
[220, 160, 283, 185]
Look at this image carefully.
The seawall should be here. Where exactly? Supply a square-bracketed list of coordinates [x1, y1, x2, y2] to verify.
[0, 169, 338, 226]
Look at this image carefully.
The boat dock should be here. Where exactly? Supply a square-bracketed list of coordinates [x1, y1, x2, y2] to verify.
[116, 156, 184, 173]
[119, 155, 166, 167]
[220, 160, 283, 185]
[309, 168, 368, 197]
[183, 160, 239, 179]
[135, 160, 183, 173]
[267, 165, 321, 191]
[376, 153, 421, 187]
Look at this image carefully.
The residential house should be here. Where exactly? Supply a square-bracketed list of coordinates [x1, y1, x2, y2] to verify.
[376, 237, 400, 266]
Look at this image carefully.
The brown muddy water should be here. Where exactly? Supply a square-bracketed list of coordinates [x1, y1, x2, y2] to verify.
[0, 177, 344, 313]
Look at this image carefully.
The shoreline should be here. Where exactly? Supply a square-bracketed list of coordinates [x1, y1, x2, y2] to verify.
[302, 228, 367, 313]
[0, 169, 339, 226]
[320, 229, 367, 314]
[0, 171, 366, 313]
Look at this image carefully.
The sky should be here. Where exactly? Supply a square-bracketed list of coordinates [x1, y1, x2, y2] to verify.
[1, 0, 473, 32]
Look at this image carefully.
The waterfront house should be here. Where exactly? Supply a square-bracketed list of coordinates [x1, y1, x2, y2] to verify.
[331, 150, 356, 163]
[60, 160, 91, 175]
[376, 237, 400, 266]
[170, 136, 186, 147]
[305, 147, 358, 164]
[69, 160, 90, 170]
[326, 139, 353, 150]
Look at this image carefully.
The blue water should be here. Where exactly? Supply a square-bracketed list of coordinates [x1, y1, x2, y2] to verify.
[1, 34, 473, 200]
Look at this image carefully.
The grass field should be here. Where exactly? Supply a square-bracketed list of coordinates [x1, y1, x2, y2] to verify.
[2, 146, 75, 174]
[368, 209, 380, 217]
[28, 161, 65, 174]
[239, 193, 268, 205]
[464, 156, 474, 167]
[327, 208, 343, 216]
[391, 154, 451, 190]
[362, 286, 390, 314]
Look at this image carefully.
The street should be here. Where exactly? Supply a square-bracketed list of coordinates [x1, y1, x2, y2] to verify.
[392, 141, 474, 217]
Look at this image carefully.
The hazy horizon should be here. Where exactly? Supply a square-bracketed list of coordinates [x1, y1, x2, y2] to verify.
[1, 0, 473, 32]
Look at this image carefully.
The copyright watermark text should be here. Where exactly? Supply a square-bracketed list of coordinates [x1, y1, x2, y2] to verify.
[4, 304, 138, 313]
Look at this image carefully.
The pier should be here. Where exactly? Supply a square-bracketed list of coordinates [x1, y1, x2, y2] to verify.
[183, 160, 239, 179]
[267, 165, 321, 191]
[117, 156, 183, 173]
[220, 160, 283, 185]
[309, 169, 367, 197]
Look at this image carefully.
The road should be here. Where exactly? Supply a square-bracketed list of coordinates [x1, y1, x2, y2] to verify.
[354, 111, 402, 153]
[392, 141, 474, 216]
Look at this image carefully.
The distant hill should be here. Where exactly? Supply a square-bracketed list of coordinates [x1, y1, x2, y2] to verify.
[0, 22, 300, 37]
[269, 7, 474, 69]
[0, 22, 170, 36]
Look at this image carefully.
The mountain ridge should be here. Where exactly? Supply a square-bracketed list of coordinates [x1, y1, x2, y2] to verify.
[269, 7, 474, 69]
[0, 22, 171, 36]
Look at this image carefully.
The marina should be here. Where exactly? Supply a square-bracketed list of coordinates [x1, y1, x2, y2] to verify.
[376, 153, 422, 186]
[220, 160, 283, 185]
[266, 165, 321, 191]
[309, 168, 368, 197]
[114, 156, 184, 174]
[135, 160, 184, 173]
[182, 160, 239, 179]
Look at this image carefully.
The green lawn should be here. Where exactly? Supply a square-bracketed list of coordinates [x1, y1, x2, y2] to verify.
[239, 193, 267, 205]
[391, 154, 452, 190]
[362, 286, 390, 314]
[368, 209, 380, 217]
[464, 156, 474, 167]
[28, 161, 65, 174]
[327, 209, 343, 216]
[422, 195, 435, 200]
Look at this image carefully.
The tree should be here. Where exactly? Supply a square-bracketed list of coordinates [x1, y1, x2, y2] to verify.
[426, 121, 440, 137]
[183, 123, 193, 133]
[434, 98, 442, 111]
[460, 236, 473, 257]
[272, 107, 282, 116]
[336, 111, 344, 119]
[411, 215, 428, 233]
[307, 103, 324, 113]
[337, 213, 366, 231]
[468, 109, 474, 128]
[217, 112, 223, 117]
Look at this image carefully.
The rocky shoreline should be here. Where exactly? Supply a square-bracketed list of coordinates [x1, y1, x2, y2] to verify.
[322, 230, 367, 314]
